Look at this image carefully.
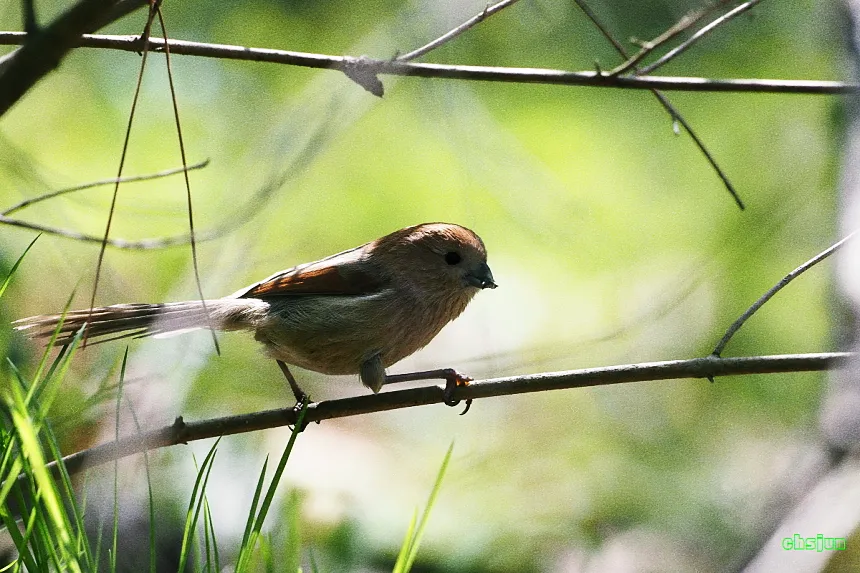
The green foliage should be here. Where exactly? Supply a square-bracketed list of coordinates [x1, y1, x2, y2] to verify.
[393, 442, 454, 573]
[0, 245, 91, 571]
[235, 404, 306, 573]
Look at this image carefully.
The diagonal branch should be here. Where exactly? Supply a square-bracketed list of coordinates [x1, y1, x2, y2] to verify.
[2, 159, 209, 216]
[638, 0, 764, 76]
[0, 214, 221, 249]
[573, 0, 743, 208]
[0, 0, 147, 118]
[713, 230, 859, 356]
[44, 352, 850, 479]
[0, 32, 852, 95]
[609, 0, 736, 76]
[396, 0, 522, 62]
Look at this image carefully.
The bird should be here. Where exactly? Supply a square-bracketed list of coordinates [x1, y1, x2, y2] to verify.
[14, 222, 497, 406]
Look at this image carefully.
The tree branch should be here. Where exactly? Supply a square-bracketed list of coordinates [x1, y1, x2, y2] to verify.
[0, 214, 222, 249]
[2, 159, 209, 216]
[713, 230, 858, 356]
[572, 0, 743, 207]
[0, 32, 852, 95]
[638, 0, 764, 75]
[608, 0, 736, 76]
[396, 0, 522, 62]
[47, 352, 849, 478]
[0, 0, 147, 117]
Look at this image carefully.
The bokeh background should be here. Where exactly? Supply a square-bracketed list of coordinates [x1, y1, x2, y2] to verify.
[0, 0, 850, 571]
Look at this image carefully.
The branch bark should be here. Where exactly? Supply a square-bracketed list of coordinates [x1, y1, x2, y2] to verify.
[50, 352, 849, 478]
[0, 32, 853, 95]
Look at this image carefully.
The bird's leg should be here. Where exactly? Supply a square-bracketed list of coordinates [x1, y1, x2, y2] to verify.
[277, 360, 310, 406]
[359, 353, 386, 394]
[383, 368, 474, 414]
[277, 361, 313, 432]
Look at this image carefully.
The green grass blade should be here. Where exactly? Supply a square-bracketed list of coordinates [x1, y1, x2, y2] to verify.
[0, 506, 37, 572]
[176, 438, 220, 573]
[204, 497, 221, 573]
[126, 389, 157, 573]
[236, 402, 307, 572]
[40, 418, 94, 569]
[0, 234, 39, 300]
[394, 442, 454, 573]
[0, 425, 24, 507]
[11, 325, 94, 568]
[92, 514, 105, 573]
[28, 289, 80, 398]
[285, 489, 301, 573]
[110, 349, 128, 573]
[7, 383, 79, 570]
[240, 456, 268, 551]
[392, 509, 418, 573]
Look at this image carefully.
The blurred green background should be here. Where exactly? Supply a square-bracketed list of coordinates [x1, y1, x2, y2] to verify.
[0, 0, 848, 570]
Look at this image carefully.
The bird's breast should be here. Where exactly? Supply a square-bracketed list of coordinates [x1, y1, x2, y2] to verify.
[251, 287, 473, 375]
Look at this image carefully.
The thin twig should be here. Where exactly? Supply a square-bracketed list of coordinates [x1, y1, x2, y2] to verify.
[568, 0, 626, 54]
[639, 0, 764, 76]
[396, 0, 522, 62]
[86, 3, 159, 347]
[155, 6, 219, 355]
[609, 0, 734, 76]
[41, 352, 849, 479]
[0, 214, 221, 248]
[652, 89, 742, 208]
[572, 0, 743, 209]
[713, 230, 859, 356]
[0, 32, 851, 95]
[2, 159, 210, 216]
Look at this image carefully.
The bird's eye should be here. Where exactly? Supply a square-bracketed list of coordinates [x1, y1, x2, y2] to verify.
[444, 251, 462, 265]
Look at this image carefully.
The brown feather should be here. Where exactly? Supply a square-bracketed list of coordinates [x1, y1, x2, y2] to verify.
[235, 245, 387, 298]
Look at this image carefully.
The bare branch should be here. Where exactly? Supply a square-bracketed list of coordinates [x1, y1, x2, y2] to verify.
[570, 0, 626, 54]
[609, 0, 735, 76]
[713, 231, 858, 356]
[44, 352, 850, 478]
[0, 0, 147, 117]
[639, 0, 764, 76]
[572, 0, 743, 208]
[2, 159, 210, 216]
[0, 32, 851, 95]
[0, 214, 219, 249]
[652, 89, 742, 208]
[396, 0, 522, 62]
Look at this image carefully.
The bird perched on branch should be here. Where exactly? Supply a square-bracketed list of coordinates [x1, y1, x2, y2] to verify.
[14, 222, 497, 408]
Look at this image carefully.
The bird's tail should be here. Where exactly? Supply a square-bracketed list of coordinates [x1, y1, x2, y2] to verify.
[13, 301, 218, 345]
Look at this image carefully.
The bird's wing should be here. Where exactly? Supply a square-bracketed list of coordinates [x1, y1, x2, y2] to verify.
[234, 244, 387, 298]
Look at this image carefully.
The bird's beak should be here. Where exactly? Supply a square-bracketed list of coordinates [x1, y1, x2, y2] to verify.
[465, 262, 497, 289]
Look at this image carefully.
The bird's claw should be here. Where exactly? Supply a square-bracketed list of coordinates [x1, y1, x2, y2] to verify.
[287, 395, 313, 432]
[442, 369, 473, 415]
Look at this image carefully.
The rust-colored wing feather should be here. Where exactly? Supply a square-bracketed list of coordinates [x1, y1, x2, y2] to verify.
[235, 244, 387, 299]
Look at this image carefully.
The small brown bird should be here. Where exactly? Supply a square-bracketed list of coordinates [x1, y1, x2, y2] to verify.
[14, 223, 496, 405]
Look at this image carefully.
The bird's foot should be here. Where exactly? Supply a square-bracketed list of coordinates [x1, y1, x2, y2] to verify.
[287, 395, 313, 432]
[441, 369, 473, 415]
